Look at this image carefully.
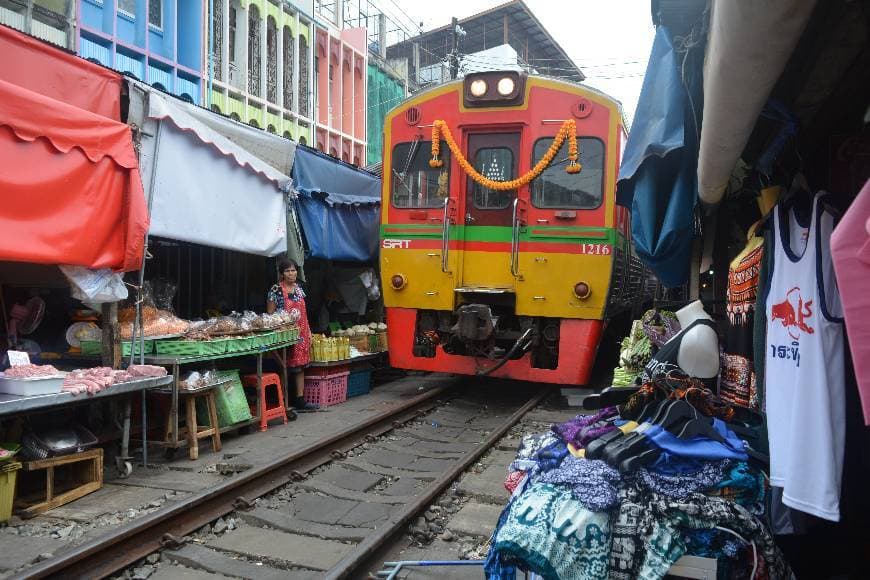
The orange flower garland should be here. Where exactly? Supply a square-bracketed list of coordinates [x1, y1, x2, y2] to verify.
[429, 119, 581, 191]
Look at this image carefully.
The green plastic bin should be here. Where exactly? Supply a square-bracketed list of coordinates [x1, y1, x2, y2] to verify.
[196, 370, 253, 428]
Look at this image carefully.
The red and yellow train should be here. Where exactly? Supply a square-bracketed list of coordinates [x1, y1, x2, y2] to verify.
[380, 71, 651, 385]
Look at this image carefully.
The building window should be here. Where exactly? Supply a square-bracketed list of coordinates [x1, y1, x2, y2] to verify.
[229, 6, 237, 65]
[267, 124, 277, 134]
[118, 0, 136, 17]
[299, 135, 307, 146]
[266, 17, 278, 103]
[317, 0, 336, 24]
[283, 26, 294, 111]
[298, 35, 309, 117]
[283, 130, 293, 140]
[248, 6, 262, 97]
[211, 0, 223, 81]
[149, 0, 162, 28]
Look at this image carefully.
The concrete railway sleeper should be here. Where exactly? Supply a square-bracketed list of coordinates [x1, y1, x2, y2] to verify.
[14, 381, 551, 580]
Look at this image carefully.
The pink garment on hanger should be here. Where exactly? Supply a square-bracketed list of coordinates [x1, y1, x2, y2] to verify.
[831, 179, 870, 425]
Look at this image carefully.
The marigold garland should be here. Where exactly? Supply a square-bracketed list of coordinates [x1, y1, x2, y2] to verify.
[429, 119, 581, 190]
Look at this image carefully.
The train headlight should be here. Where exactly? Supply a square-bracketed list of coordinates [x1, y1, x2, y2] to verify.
[497, 77, 515, 96]
[391, 274, 407, 290]
[470, 79, 488, 97]
[573, 282, 591, 300]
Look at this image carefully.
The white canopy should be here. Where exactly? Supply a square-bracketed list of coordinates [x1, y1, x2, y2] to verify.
[697, 0, 816, 205]
[128, 81, 292, 257]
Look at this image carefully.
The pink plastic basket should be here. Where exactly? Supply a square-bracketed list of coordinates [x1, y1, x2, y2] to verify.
[303, 371, 348, 407]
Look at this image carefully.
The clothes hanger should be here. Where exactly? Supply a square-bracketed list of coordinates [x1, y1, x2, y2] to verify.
[590, 398, 677, 460]
[618, 446, 661, 473]
[582, 385, 641, 410]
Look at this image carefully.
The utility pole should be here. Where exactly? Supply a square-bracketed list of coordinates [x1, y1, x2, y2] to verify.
[449, 16, 459, 80]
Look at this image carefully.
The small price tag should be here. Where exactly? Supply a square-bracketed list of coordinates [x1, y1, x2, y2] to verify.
[8, 350, 31, 366]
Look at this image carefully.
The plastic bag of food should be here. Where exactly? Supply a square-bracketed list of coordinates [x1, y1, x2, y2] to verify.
[180, 371, 203, 390]
[60, 266, 128, 304]
[152, 279, 179, 314]
[212, 316, 240, 334]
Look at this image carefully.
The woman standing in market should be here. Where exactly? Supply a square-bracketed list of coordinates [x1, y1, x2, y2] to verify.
[267, 258, 318, 410]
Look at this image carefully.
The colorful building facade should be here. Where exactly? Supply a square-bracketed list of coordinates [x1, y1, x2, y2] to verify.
[0, 0, 76, 50]
[77, 0, 203, 104]
[206, 0, 315, 144]
[312, 1, 366, 165]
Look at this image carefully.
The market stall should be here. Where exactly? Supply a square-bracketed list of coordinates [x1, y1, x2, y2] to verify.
[0, 25, 159, 516]
[290, 146, 387, 398]
[119, 81, 310, 454]
[485, 1, 870, 577]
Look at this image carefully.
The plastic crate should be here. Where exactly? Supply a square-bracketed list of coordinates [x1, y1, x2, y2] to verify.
[303, 371, 348, 407]
[253, 331, 277, 348]
[81, 340, 153, 356]
[197, 370, 252, 427]
[221, 336, 254, 353]
[346, 368, 373, 398]
[0, 461, 21, 523]
[155, 339, 226, 356]
[307, 365, 349, 377]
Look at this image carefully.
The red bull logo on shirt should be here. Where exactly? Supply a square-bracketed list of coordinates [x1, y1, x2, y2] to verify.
[769, 286, 815, 368]
[771, 286, 815, 340]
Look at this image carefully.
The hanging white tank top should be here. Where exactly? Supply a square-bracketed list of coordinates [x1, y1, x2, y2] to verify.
[764, 192, 845, 521]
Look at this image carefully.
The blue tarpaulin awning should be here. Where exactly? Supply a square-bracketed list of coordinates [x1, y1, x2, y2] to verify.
[617, 26, 700, 288]
[291, 146, 381, 263]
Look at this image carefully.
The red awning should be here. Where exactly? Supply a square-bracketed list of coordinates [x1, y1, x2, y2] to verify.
[0, 25, 121, 119]
[0, 77, 149, 272]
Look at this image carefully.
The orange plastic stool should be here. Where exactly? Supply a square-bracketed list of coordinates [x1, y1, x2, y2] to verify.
[242, 373, 287, 432]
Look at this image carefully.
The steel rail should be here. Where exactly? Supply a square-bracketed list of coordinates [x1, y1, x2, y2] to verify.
[324, 386, 551, 580]
[17, 382, 453, 580]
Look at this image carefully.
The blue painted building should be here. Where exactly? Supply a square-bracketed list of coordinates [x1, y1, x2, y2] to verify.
[78, 0, 203, 104]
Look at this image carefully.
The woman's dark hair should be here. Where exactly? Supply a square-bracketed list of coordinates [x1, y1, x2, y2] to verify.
[277, 257, 299, 273]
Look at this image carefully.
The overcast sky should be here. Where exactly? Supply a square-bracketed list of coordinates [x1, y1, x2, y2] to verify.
[397, 0, 655, 124]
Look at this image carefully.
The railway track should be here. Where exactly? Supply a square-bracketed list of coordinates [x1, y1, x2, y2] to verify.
[16, 380, 551, 580]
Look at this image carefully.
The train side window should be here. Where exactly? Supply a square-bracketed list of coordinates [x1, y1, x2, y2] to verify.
[391, 141, 450, 208]
[472, 147, 515, 209]
[530, 137, 604, 209]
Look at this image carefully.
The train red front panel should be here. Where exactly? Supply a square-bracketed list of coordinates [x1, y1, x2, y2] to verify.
[386, 308, 602, 385]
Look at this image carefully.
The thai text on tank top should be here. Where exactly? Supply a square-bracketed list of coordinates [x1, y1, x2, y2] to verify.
[764, 192, 844, 521]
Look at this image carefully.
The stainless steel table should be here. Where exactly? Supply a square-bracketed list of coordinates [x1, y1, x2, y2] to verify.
[0, 375, 173, 476]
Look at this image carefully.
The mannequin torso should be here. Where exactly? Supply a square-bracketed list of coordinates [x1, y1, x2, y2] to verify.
[674, 301, 720, 379]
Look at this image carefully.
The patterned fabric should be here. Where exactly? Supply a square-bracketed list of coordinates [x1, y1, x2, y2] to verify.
[267, 282, 306, 312]
[267, 282, 310, 367]
[510, 432, 558, 474]
[535, 457, 621, 512]
[636, 459, 731, 499]
[490, 483, 611, 580]
[706, 461, 767, 516]
[722, 238, 762, 410]
[505, 470, 526, 494]
[720, 353, 756, 408]
[536, 440, 570, 472]
[551, 407, 619, 448]
[609, 483, 790, 580]
[642, 309, 681, 348]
